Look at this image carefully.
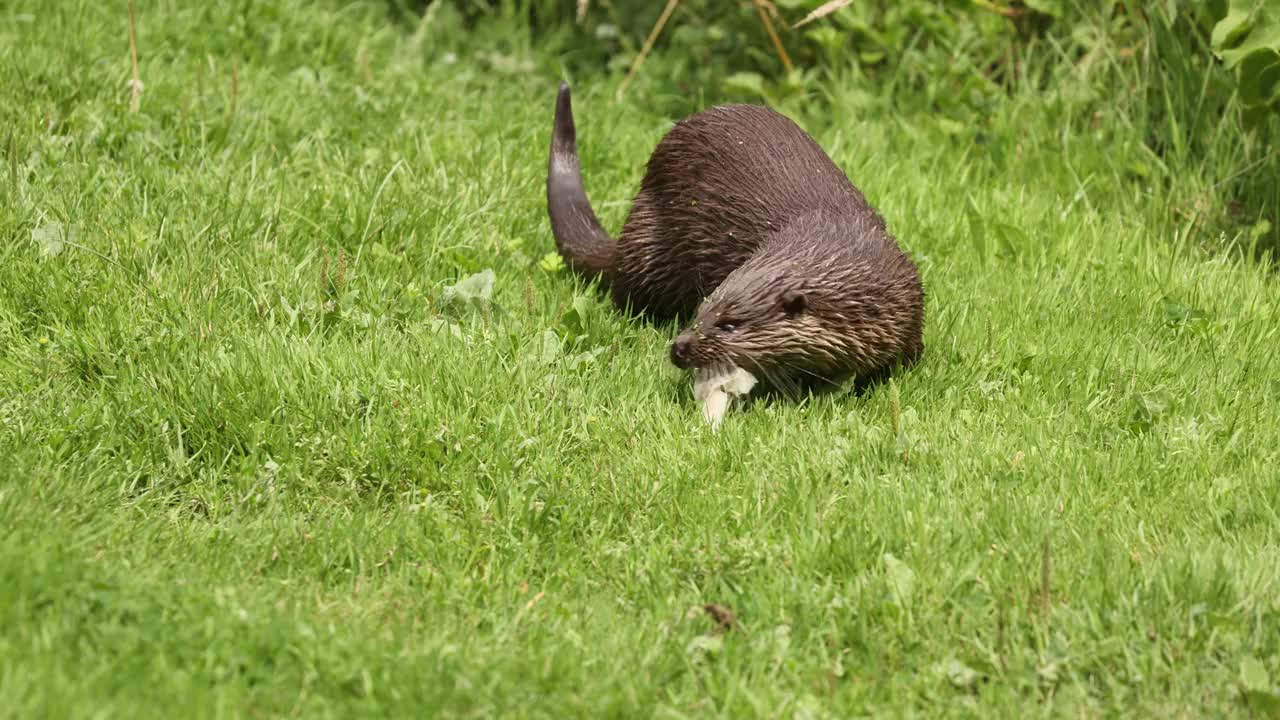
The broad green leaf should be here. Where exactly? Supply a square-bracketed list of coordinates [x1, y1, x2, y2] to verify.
[685, 634, 723, 662]
[538, 329, 561, 365]
[428, 318, 463, 339]
[538, 252, 565, 273]
[1241, 690, 1280, 718]
[1211, 0, 1280, 112]
[942, 657, 980, 688]
[724, 72, 766, 98]
[1241, 656, 1271, 691]
[805, 25, 845, 58]
[568, 347, 605, 370]
[1226, 45, 1280, 106]
[571, 295, 592, 326]
[1212, 7, 1254, 51]
[992, 222, 1028, 255]
[1023, 0, 1064, 18]
[442, 268, 495, 307]
[1240, 657, 1280, 717]
[1219, 23, 1280, 67]
[32, 222, 73, 257]
[883, 553, 916, 606]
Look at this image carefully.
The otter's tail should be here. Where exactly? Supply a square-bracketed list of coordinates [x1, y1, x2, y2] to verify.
[547, 82, 615, 278]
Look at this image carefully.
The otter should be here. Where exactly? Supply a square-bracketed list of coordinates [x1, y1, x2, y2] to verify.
[545, 82, 924, 405]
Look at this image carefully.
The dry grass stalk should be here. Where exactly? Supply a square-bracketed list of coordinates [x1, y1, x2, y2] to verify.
[1039, 533, 1053, 617]
[791, 0, 854, 29]
[127, 0, 142, 112]
[753, 0, 794, 73]
[616, 0, 681, 101]
[227, 60, 240, 125]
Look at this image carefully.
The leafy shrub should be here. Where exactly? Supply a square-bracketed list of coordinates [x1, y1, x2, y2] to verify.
[413, 0, 1277, 253]
[424, 1, 1275, 126]
[1207, 0, 1280, 123]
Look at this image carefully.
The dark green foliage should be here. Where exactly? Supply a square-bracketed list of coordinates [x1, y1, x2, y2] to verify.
[1206, 0, 1280, 120]
[424, 1, 1278, 252]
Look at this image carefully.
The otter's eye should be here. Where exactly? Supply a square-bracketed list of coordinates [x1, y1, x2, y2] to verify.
[715, 320, 738, 333]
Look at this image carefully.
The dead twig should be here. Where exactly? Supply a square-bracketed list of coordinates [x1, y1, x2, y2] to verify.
[227, 59, 240, 126]
[127, 0, 142, 112]
[754, 0, 794, 74]
[616, 0, 680, 102]
[7, 130, 16, 198]
[791, 0, 854, 29]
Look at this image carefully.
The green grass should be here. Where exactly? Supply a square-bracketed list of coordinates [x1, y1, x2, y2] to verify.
[3, 1, 1280, 717]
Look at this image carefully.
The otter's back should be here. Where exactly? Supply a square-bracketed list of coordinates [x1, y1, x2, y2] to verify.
[613, 104, 881, 320]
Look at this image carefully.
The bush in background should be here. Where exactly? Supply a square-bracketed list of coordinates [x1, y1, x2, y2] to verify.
[405, 0, 1277, 255]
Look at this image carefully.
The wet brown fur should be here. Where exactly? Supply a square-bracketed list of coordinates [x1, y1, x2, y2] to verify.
[546, 83, 924, 392]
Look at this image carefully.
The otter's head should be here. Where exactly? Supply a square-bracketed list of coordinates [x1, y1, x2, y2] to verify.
[668, 210, 921, 389]
[669, 258, 832, 378]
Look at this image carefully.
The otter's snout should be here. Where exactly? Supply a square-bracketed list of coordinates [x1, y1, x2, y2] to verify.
[670, 334, 696, 368]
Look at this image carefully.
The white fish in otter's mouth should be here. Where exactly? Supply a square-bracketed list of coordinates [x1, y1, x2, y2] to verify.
[693, 365, 757, 429]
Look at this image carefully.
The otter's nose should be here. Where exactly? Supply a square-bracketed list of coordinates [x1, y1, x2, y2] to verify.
[670, 335, 694, 368]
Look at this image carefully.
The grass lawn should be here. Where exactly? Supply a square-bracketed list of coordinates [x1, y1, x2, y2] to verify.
[2, 1, 1279, 717]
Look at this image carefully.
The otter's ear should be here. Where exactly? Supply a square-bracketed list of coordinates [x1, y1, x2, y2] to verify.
[780, 289, 807, 316]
